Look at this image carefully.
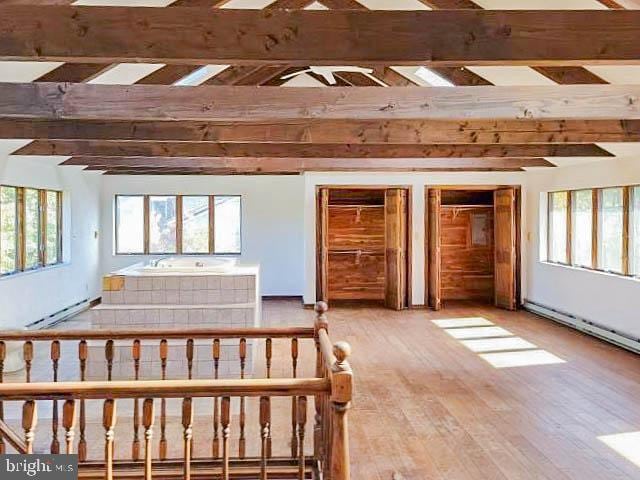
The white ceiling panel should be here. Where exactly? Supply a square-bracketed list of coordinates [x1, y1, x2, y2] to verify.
[87, 63, 165, 85]
[0, 62, 62, 82]
[472, 0, 607, 9]
[584, 66, 640, 85]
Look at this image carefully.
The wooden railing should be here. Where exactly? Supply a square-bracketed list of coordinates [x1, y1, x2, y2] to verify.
[0, 302, 352, 480]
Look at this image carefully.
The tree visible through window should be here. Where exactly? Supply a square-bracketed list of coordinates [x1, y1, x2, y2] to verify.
[115, 194, 241, 255]
[631, 186, 640, 276]
[548, 191, 568, 264]
[24, 188, 40, 269]
[571, 190, 593, 268]
[0, 186, 17, 274]
[598, 188, 624, 273]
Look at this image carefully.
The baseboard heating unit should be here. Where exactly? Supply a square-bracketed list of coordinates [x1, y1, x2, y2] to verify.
[25, 298, 92, 330]
[523, 300, 640, 355]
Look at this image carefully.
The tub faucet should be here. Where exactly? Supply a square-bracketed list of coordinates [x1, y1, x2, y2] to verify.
[150, 259, 159, 267]
[196, 261, 204, 268]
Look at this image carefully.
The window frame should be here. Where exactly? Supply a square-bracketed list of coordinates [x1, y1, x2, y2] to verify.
[0, 185, 63, 277]
[545, 184, 637, 279]
[547, 190, 571, 266]
[114, 194, 241, 256]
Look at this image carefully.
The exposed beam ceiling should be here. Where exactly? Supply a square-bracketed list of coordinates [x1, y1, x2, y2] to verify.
[2, 83, 639, 121]
[2, 8, 640, 65]
[15, 140, 611, 158]
[3, 119, 639, 144]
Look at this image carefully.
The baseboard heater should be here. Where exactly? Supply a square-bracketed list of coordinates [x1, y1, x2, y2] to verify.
[25, 298, 94, 330]
[523, 299, 640, 355]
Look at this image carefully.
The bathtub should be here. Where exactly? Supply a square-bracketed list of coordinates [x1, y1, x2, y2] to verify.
[133, 257, 237, 274]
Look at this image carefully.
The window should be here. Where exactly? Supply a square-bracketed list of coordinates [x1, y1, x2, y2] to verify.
[115, 194, 241, 255]
[546, 184, 640, 279]
[0, 185, 63, 276]
[571, 190, 593, 268]
[0, 186, 18, 274]
[598, 187, 624, 273]
[116, 196, 145, 254]
[630, 186, 640, 276]
[149, 196, 177, 254]
[214, 196, 241, 254]
[548, 191, 568, 264]
[182, 196, 210, 254]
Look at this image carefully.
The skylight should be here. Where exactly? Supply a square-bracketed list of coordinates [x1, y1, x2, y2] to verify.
[415, 67, 454, 87]
[174, 66, 229, 86]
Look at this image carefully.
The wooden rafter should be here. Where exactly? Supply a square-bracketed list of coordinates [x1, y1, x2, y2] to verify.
[16, 140, 611, 159]
[2, 8, 640, 65]
[3, 119, 640, 144]
[3, 83, 640, 121]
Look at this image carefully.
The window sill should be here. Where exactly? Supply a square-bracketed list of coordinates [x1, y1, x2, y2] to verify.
[0, 262, 70, 282]
[540, 261, 640, 282]
[112, 253, 241, 257]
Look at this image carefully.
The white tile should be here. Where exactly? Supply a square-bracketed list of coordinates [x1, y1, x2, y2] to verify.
[221, 291, 235, 303]
[111, 291, 124, 304]
[165, 290, 179, 304]
[138, 278, 153, 291]
[152, 278, 165, 290]
[179, 291, 194, 304]
[125, 277, 138, 291]
[234, 290, 248, 303]
[174, 310, 188, 325]
[207, 277, 221, 289]
[188, 309, 204, 324]
[234, 276, 248, 289]
[220, 277, 235, 290]
[193, 290, 207, 304]
[165, 277, 179, 290]
[180, 277, 194, 291]
[151, 291, 165, 304]
[207, 291, 221, 304]
[115, 310, 130, 325]
[193, 277, 207, 290]
[124, 292, 138, 305]
[138, 291, 152, 304]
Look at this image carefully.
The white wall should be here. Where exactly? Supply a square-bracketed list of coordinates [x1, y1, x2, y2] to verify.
[0, 151, 102, 329]
[302, 171, 527, 306]
[100, 175, 305, 297]
[524, 157, 640, 339]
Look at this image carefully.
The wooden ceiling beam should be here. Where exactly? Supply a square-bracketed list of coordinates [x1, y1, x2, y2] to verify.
[3, 83, 640, 121]
[18, 140, 611, 158]
[65, 157, 553, 169]
[3, 118, 640, 144]
[98, 167, 524, 175]
[2, 8, 640, 65]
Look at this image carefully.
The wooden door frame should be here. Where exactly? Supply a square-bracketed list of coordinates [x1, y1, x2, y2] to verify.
[315, 185, 413, 308]
[424, 184, 522, 309]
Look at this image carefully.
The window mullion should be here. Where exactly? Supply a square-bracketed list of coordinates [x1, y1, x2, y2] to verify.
[214, 195, 216, 255]
[143, 195, 150, 255]
[57, 191, 63, 263]
[566, 191, 572, 266]
[176, 195, 183, 255]
[591, 189, 598, 269]
[40, 189, 47, 266]
[16, 187, 25, 271]
[622, 186, 630, 275]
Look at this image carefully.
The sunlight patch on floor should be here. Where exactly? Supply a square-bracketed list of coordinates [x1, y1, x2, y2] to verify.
[432, 317, 494, 328]
[433, 316, 565, 368]
[598, 432, 640, 468]
[479, 350, 566, 368]
[461, 337, 537, 353]
[445, 326, 513, 339]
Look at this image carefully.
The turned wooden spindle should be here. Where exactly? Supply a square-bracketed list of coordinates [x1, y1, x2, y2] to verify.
[105, 340, 114, 381]
[103, 399, 117, 480]
[212, 338, 220, 458]
[265, 338, 272, 378]
[314, 302, 329, 463]
[0, 341, 5, 454]
[62, 400, 76, 454]
[290, 337, 299, 458]
[221, 397, 231, 480]
[297, 396, 307, 480]
[182, 398, 194, 480]
[142, 399, 154, 480]
[50, 340, 61, 453]
[159, 339, 168, 460]
[330, 342, 353, 480]
[186, 339, 194, 380]
[239, 338, 247, 458]
[78, 340, 88, 462]
[23, 341, 33, 382]
[259, 396, 270, 480]
[132, 339, 141, 461]
[22, 400, 37, 454]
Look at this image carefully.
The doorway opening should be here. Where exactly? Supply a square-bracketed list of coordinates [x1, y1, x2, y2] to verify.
[426, 186, 520, 311]
[316, 186, 411, 310]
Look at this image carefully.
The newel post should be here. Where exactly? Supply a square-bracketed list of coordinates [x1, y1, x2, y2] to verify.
[330, 341, 352, 480]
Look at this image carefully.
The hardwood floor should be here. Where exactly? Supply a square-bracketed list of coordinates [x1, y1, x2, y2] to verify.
[4, 299, 640, 479]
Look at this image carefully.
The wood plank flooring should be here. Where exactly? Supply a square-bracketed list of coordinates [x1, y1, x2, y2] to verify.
[3, 299, 640, 479]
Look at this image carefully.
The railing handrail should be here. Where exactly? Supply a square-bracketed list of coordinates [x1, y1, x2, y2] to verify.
[0, 377, 330, 401]
[0, 326, 315, 341]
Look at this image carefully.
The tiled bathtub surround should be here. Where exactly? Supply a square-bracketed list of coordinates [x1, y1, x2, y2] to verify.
[90, 264, 260, 380]
[102, 274, 256, 305]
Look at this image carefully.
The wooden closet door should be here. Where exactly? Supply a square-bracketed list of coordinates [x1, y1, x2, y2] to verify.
[316, 188, 329, 303]
[494, 187, 518, 310]
[384, 189, 408, 310]
[427, 189, 442, 310]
